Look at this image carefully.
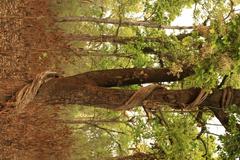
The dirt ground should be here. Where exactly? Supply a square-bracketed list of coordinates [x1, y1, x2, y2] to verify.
[0, 1, 72, 159]
[0, 0, 68, 81]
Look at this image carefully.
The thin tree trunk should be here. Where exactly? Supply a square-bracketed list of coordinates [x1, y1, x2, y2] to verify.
[1, 15, 193, 30]
[57, 16, 193, 30]
[107, 152, 158, 160]
[63, 34, 164, 44]
[61, 119, 125, 124]
[63, 33, 189, 44]
[70, 48, 134, 58]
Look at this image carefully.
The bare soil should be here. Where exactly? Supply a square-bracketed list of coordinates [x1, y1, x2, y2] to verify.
[0, 1, 72, 159]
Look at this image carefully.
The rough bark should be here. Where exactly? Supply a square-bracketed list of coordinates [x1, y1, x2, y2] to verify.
[57, 16, 193, 30]
[2, 67, 239, 130]
[82, 67, 194, 87]
[36, 84, 238, 131]
[19, 67, 237, 130]
[34, 67, 194, 107]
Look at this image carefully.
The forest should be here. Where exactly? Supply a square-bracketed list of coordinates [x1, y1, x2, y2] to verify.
[0, 0, 240, 159]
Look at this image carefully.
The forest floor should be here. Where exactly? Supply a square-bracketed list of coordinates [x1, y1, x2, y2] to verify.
[0, 0, 68, 82]
[0, 1, 72, 159]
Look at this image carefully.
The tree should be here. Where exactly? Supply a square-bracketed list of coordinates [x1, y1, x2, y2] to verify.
[1, 0, 240, 159]
[8, 66, 238, 131]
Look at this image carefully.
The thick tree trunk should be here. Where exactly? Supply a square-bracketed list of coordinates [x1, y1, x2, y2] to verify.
[34, 67, 194, 107]
[1, 67, 239, 130]
[33, 68, 193, 106]
[26, 67, 238, 130]
[57, 16, 193, 30]
[35, 80, 239, 130]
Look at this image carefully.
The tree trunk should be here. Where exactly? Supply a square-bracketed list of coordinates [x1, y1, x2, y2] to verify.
[63, 34, 165, 44]
[34, 67, 194, 107]
[1, 67, 239, 130]
[63, 33, 189, 44]
[108, 152, 158, 160]
[57, 16, 193, 30]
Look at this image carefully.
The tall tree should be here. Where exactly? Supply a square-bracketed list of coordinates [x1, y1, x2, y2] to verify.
[1, 0, 240, 159]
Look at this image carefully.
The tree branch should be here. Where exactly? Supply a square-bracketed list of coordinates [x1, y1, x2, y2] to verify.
[56, 16, 194, 30]
[63, 33, 191, 44]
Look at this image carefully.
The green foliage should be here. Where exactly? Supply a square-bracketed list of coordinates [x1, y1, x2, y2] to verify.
[144, 0, 194, 24]
[51, 0, 240, 159]
[62, 105, 132, 159]
[219, 105, 240, 159]
[129, 109, 217, 159]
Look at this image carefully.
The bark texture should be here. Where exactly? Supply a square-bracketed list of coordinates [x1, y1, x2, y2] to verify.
[1, 67, 239, 130]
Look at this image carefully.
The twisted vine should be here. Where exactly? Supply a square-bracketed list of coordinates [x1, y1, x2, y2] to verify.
[15, 71, 60, 113]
